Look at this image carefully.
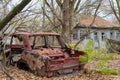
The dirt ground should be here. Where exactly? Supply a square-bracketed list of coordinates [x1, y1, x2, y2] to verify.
[0, 66, 118, 80]
[0, 54, 120, 80]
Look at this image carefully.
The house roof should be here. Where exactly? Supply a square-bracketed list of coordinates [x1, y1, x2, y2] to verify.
[76, 14, 119, 28]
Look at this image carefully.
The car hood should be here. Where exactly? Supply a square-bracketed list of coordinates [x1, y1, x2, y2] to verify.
[33, 48, 63, 55]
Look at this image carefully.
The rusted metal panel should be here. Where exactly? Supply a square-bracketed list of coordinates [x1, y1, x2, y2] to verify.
[5, 32, 85, 77]
[7, 32, 60, 36]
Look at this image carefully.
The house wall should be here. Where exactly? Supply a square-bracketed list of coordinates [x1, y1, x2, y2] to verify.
[72, 28, 120, 48]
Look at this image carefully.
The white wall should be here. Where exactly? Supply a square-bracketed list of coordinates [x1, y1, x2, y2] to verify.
[72, 28, 120, 48]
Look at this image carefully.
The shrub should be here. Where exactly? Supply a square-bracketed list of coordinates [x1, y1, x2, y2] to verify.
[92, 68, 117, 75]
[79, 39, 117, 75]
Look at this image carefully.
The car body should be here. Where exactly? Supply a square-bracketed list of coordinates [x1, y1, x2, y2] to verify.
[5, 32, 84, 77]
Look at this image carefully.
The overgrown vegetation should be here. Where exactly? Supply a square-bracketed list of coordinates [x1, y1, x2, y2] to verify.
[79, 39, 117, 75]
[66, 43, 80, 49]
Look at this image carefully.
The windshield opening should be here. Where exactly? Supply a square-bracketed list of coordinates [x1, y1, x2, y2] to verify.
[29, 35, 61, 49]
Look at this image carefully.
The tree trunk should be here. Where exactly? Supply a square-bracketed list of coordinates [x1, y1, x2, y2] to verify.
[0, 0, 32, 31]
[62, 0, 70, 43]
[69, 1, 75, 43]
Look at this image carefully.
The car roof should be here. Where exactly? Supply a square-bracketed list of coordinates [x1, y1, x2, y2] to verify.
[9, 32, 60, 36]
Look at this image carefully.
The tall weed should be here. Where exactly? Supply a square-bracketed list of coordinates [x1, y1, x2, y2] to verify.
[79, 39, 117, 75]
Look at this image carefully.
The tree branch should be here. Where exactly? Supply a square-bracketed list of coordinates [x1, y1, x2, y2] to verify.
[56, 0, 62, 9]
[0, 0, 32, 31]
[74, 0, 81, 13]
[44, 0, 63, 25]
[109, 0, 120, 23]
[41, 7, 57, 29]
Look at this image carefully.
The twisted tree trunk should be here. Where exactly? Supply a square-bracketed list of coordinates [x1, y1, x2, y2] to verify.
[62, 0, 70, 43]
[0, 0, 32, 31]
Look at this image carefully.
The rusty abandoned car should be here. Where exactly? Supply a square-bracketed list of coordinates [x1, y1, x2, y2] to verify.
[4, 32, 84, 77]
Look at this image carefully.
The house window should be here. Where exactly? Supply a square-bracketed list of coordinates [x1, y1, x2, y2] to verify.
[86, 34, 91, 39]
[110, 32, 114, 39]
[102, 32, 105, 41]
[94, 32, 98, 41]
[80, 31, 83, 39]
[73, 29, 78, 40]
[116, 32, 120, 40]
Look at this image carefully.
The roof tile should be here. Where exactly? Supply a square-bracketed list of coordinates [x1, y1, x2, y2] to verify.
[77, 14, 119, 28]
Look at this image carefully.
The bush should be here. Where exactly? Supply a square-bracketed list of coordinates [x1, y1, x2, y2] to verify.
[79, 39, 117, 75]
[66, 43, 81, 49]
[92, 68, 117, 75]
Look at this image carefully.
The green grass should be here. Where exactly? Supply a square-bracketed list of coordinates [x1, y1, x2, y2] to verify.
[92, 68, 117, 75]
[79, 39, 117, 75]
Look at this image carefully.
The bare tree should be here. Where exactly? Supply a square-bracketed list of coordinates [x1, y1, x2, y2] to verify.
[109, 0, 120, 24]
[42, 0, 104, 43]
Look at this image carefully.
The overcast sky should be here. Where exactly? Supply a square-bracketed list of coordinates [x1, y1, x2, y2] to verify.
[3, 0, 117, 22]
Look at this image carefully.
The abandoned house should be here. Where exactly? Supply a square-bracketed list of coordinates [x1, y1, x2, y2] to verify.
[72, 14, 119, 48]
